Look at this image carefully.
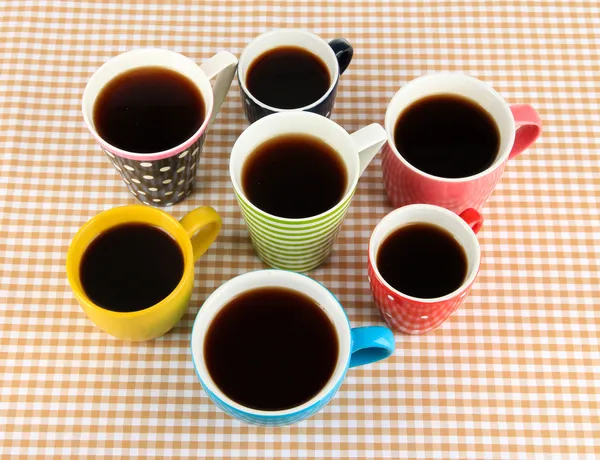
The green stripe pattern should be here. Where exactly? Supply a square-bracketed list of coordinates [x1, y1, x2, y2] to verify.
[235, 190, 354, 272]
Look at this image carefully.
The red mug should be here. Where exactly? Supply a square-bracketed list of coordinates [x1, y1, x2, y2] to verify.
[382, 73, 542, 214]
[368, 204, 482, 334]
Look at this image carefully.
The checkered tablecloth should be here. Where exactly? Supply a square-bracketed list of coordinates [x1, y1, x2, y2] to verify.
[1, 1, 598, 458]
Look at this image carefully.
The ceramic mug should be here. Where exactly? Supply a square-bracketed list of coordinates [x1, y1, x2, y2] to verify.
[238, 29, 353, 123]
[230, 111, 388, 272]
[82, 48, 238, 207]
[368, 204, 482, 335]
[66, 205, 221, 341]
[382, 73, 542, 214]
[190, 269, 395, 426]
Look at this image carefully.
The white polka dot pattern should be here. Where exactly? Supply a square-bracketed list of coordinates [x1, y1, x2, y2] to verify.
[368, 261, 473, 334]
[101, 134, 206, 207]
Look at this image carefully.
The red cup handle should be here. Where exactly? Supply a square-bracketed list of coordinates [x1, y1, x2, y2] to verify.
[509, 104, 542, 160]
[459, 208, 483, 234]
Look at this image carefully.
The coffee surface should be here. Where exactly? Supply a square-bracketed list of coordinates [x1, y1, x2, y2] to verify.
[94, 66, 205, 153]
[246, 46, 331, 109]
[242, 134, 347, 218]
[204, 287, 339, 411]
[393, 94, 500, 178]
[377, 223, 468, 299]
[80, 223, 184, 312]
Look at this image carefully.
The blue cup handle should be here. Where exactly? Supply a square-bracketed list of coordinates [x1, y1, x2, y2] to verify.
[349, 326, 395, 368]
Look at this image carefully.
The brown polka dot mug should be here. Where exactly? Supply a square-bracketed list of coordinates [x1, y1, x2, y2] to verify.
[82, 48, 238, 207]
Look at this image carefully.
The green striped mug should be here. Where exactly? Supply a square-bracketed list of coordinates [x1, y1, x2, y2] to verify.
[230, 111, 388, 272]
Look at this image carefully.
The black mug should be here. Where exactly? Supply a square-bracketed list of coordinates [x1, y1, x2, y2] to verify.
[237, 29, 353, 124]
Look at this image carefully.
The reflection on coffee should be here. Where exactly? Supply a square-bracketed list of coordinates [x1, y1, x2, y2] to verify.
[393, 94, 500, 178]
[204, 287, 339, 411]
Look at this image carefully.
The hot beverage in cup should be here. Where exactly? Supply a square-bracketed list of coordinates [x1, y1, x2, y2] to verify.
[229, 111, 387, 272]
[191, 270, 395, 426]
[238, 30, 353, 123]
[368, 204, 483, 335]
[246, 46, 331, 110]
[82, 49, 237, 206]
[382, 73, 542, 214]
[392, 94, 501, 179]
[93, 67, 206, 153]
[66, 205, 222, 341]
[241, 134, 347, 219]
[79, 223, 185, 313]
[376, 222, 468, 299]
[204, 287, 339, 411]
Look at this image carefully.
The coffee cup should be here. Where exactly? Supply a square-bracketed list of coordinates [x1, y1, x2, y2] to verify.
[382, 73, 542, 214]
[82, 48, 237, 206]
[66, 205, 221, 341]
[190, 269, 395, 426]
[238, 29, 353, 123]
[229, 111, 387, 272]
[368, 204, 482, 334]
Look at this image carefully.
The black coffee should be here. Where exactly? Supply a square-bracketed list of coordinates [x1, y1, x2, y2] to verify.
[242, 134, 347, 218]
[204, 287, 339, 411]
[246, 46, 331, 109]
[93, 66, 205, 153]
[80, 223, 184, 312]
[393, 94, 500, 178]
[377, 223, 468, 299]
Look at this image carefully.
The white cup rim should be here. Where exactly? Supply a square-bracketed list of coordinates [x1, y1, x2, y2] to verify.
[369, 204, 481, 303]
[229, 111, 360, 224]
[82, 48, 214, 161]
[189, 269, 352, 417]
[384, 72, 516, 183]
[238, 29, 340, 112]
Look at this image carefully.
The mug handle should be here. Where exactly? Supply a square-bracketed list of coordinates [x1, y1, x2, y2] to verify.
[179, 206, 222, 262]
[509, 104, 542, 160]
[328, 38, 354, 75]
[350, 124, 388, 175]
[459, 208, 483, 234]
[199, 51, 238, 129]
[349, 326, 395, 368]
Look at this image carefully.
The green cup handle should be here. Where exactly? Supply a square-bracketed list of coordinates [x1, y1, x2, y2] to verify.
[350, 124, 388, 175]
[199, 51, 238, 129]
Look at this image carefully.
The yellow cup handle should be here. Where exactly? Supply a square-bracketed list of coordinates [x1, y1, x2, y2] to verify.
[179, 206, 222, 262]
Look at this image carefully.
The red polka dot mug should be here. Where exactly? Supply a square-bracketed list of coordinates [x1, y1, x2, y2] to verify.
[368, 204, 482, 335]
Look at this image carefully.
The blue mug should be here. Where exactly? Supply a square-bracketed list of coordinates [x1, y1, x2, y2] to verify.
[190, 270, 395, 426]
[237, 29, 353, 124]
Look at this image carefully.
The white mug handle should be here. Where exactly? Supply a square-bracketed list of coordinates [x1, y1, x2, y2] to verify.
[350, 123, 388, 175]
[199, 51, 238, 129]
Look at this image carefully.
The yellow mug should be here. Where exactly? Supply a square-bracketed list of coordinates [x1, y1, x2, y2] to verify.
[66, 205, 221, 341]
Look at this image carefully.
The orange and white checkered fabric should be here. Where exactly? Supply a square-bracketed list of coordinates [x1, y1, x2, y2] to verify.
[1, 1, 598, 458]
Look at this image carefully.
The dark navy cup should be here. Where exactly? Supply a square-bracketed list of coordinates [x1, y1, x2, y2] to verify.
[238, 30, 353, 124]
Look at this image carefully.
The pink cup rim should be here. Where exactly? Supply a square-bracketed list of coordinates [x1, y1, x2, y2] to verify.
[82, 48, 214, 162]
[85, 116, 211, 162]
[368, 204, 481, 304]
[384, 73, 516, 183]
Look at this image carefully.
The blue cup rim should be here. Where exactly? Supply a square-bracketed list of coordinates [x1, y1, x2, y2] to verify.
[189, 269, 352, 418]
